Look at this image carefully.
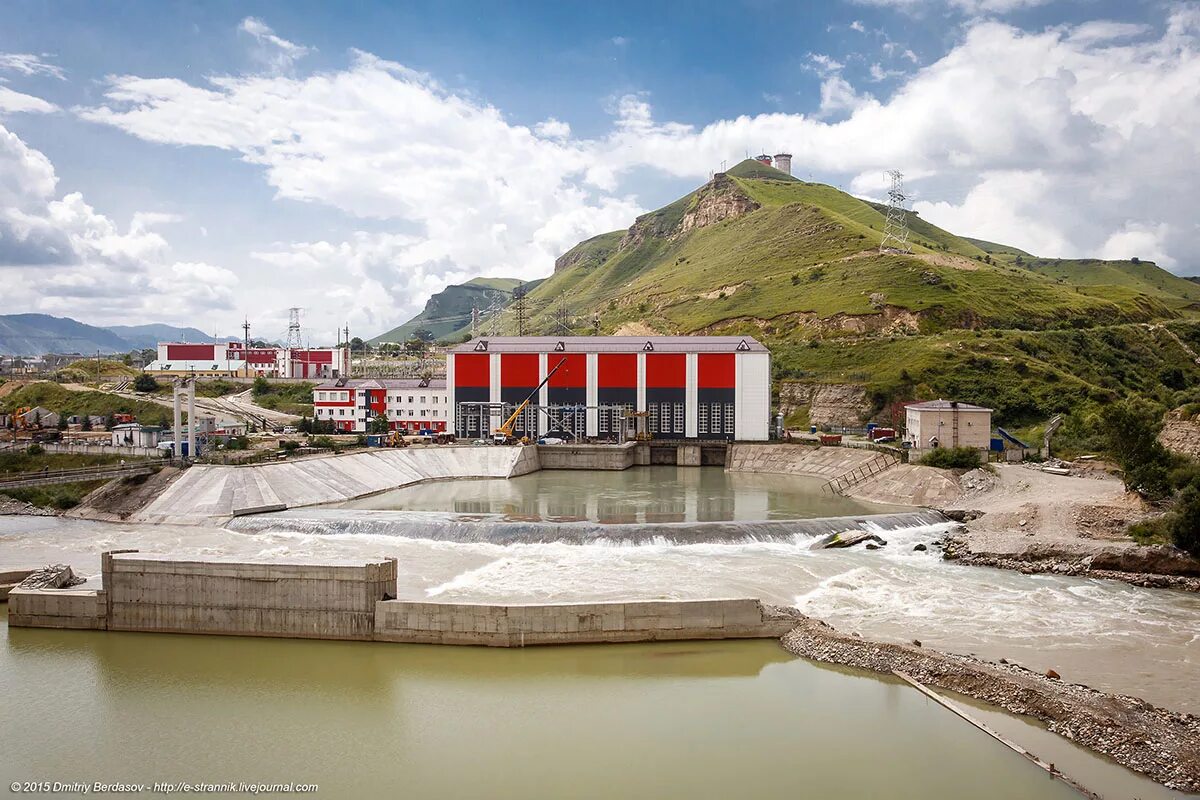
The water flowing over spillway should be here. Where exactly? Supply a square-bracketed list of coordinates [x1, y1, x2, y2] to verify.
[227, 509, 949, 545]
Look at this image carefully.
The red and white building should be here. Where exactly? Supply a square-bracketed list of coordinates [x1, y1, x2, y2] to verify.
[146, 342, 349, 379]
[312, 379, 449, 433]
[447, 336, 770, 441]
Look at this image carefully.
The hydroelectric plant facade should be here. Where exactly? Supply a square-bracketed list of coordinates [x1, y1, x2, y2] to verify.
[447, 336, 770, 441]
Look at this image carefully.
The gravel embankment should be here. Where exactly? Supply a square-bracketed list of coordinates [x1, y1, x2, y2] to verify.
[779, 613, 1200, 792]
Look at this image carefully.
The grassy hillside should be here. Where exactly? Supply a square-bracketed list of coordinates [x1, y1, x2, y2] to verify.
[468, 159, 1198, 429]
[509, 161, 1183, 339]
[0, 382, 175, 425]
[370, 277, 528, 344]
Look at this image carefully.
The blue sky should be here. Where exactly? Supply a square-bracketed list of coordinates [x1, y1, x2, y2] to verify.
[1, 0, 1196, 343]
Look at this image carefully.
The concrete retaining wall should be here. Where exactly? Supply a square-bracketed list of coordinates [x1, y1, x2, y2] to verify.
[101, 551, 397, 640]
[135, 445, 536, 523]
[7, 588, 108, 629]
[727, 443, 879, 479]
[10, 553, 793, 646]
[374, 598, 795, 646]
[536, 442, 637, 470]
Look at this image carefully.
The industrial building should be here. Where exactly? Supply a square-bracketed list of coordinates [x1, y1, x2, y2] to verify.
[447, 336, 770, 442]
[903, 400, 993, 455]
[145, 341, 349, 379]
[312, 378, 449, 434]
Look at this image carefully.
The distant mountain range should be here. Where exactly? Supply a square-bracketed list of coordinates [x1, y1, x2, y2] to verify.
[0, 314, 240, 356]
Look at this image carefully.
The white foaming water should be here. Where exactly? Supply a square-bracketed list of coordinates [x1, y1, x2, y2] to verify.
[0, 514, 1197, 713]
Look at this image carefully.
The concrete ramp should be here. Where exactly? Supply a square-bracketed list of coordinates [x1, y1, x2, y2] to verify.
[136, 445, 538, 524]
[728, 443, 881, 478]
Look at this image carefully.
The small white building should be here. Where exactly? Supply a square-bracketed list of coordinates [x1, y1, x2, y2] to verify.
[904, 400, 992, 454]
[110, 423, 164, 448]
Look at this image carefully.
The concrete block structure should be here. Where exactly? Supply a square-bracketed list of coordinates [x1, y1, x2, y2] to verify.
[903, 400, 993, 454]
[312, 378, 448, 434]
[448, 336, 770, 442]
[101, 551, 397, 640]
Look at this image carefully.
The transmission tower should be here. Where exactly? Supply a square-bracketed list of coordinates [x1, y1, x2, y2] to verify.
[471, 302, 479, 338]
[552, 294, 574, 335]
[513, 286, 528, 337]
[879, 169, 912, 255]
[285, 307, 304, 349]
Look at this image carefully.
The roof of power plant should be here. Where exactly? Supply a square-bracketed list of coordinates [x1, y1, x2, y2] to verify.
[452, 336, 769, 354]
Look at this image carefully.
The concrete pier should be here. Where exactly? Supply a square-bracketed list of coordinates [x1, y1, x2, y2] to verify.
[9, 552, 794, 646]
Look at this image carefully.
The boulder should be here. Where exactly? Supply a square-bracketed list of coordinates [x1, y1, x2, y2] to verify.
[942, 509, 984, 523]
[913, 543, 928, 552]
[812, 531, 889, 549]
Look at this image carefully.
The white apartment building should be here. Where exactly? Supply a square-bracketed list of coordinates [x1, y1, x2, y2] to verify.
[311, 378, 448, 433]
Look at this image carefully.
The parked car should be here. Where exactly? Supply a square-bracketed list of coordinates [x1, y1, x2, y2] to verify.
[282, 426, 298, 434]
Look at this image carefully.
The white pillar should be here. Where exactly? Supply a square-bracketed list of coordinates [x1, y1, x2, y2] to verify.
[187, 381, 196, 460]
[172, 385, 182, 460]
[585, 353, 598, 438]
[685, 353, 698, 438]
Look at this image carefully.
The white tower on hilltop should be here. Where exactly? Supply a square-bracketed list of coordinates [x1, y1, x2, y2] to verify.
[773, 153, 792, 175]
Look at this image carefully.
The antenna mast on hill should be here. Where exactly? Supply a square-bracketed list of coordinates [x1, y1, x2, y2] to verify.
[285, 307, 304, 349]
[879, 169, 912, 255]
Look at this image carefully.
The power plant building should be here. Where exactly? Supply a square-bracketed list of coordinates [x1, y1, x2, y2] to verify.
[447, 336, 770, 441]
[145, 342, 349, 379]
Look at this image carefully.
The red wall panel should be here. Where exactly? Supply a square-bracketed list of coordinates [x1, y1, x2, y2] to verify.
[547, 353, 586, 388]
[698, 354, 735, 389]
[597, 354, 637, 388]
[645, 354, 686, 388]
[290, 349, 333, 363]
[501, 353, 539, 387]
[454, 353, 490, 387]
[166, 344, 217, 360]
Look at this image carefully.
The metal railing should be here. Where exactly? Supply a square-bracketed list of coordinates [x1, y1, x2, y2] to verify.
[0, 460, 165, 489]
[821, 451, 900, 495]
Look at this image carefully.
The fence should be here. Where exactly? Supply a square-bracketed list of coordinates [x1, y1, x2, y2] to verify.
[7, 441, 165, 458]
[821, 451, 900, 495]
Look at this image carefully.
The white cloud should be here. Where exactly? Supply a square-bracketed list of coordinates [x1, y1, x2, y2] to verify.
[238, 17, 312, 72]
[853, 0, 1051, 13]
[0, 85, 57, 114]
[56, 8, 1200, 337]
[0, 122, 237, 323]
[611, 36, 629, 47]
[850, 20, 867, 33]
[0, 53, 65, 80]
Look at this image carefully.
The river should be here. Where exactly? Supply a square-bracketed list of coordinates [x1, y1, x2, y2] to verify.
[0, 608, 1175, 799]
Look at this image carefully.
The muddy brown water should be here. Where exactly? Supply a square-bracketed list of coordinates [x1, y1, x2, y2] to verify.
[2, 609, 1176, 799]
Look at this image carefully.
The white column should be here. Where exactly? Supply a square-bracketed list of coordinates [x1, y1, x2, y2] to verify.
[685, 353, 698, 438]
[636, 353, 647, 412]
[172, 385, 182, 460]
[586, 353, 598, 438]
[445, 355, 456, 432]
[538, 353, 548, 436]
[489, 353, 501, 434]
[187, 382, 196, 459]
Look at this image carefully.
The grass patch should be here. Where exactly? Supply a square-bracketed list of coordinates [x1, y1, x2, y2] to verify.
[1, 480, 108, 510]
[251, 378, 315, 416]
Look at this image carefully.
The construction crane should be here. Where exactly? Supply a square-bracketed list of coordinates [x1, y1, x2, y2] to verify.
[492, 357, 567, 445]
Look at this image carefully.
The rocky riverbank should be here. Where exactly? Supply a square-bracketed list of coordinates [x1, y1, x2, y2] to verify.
[0, 496, 59, 516]
[940, 463, 1200, 591]
[778, 612, 1200, 793]
[941, 534, 1200, 592]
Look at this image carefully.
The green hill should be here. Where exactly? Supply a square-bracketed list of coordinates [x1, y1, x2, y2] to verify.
[480, 159, 1199, 425]
[370, 277, 532, 344]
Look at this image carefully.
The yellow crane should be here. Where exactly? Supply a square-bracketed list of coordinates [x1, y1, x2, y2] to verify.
[492, 357, 567, 445]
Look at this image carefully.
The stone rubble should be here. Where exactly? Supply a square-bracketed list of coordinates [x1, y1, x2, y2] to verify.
[18, 564, 85, 590]
[781, 614, 1200, 792]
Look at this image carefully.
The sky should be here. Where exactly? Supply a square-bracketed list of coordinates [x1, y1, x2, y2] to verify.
[2, 0, 1198, 345]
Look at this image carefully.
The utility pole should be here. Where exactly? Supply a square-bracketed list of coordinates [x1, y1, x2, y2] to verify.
[242, 318, 251, 351]
[552, 294, 573, 334]
[471, 302, 479, 338]
[96, 350, 101, 384]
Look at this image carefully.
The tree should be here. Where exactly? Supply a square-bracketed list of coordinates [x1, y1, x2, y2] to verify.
[252, 376, 271, 397]
[81, 415, 92, 431]
[1099, 399, 1173, 499]
[57, 413, 68, 431]
[404, 337, 427, 356]
[134, 373, 159, 393]
[370, 413, 390, 434]
[413, 327, 435, 343]
[1169, 484, 1200, 557]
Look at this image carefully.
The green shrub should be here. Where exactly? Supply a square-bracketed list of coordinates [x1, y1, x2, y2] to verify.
[918, 447, 980, 470]
[1169, 485, 1200, 557]
[25, 444, 44, 456]
[133, 374, 159, 393]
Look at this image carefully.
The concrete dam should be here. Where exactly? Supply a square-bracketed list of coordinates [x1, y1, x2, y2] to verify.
[227, 508, 950, 545]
